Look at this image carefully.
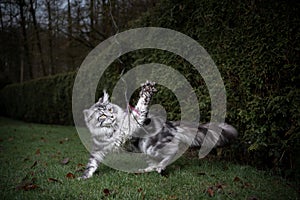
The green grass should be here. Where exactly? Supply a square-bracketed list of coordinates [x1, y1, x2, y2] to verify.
[0, 117, 297, 200]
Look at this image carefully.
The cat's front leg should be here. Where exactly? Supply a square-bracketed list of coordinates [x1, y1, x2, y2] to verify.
[134, 80, 157, 125]
[79, 155, 100, 180]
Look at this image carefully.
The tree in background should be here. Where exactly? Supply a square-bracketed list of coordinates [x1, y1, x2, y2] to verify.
[0, 0, 157, 84]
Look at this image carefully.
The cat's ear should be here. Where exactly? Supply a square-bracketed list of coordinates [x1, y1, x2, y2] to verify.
[83, 109, 92, 121]
[99, 90, 110, 104]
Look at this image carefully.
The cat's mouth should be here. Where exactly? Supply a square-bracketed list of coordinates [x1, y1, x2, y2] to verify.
[96, 118, 115, 128]
[98, 122, 112, 127]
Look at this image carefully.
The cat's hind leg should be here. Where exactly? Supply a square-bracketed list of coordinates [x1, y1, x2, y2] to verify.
[140, 148, 177, 173]
[138, 157, 173, 173]
[138, 159, 159, 173]
[154, 153, 177, 173]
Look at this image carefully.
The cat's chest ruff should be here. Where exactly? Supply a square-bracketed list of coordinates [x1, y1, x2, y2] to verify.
[94, 127, 124, 140]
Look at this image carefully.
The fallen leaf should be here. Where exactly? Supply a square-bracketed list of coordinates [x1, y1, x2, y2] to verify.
[61, 158, 70, 165]
[16, 179, 38, 191]
[233, 176, 241, 182]
[66, 172, 75, 179]
[75, 163, 85, 173]
[48, 178, 62, 183]
[23, 183, 38, 191]
[242, 182, 252, 188]
[103, 188, 110, 196]
[207, 187, 214, 197]
[215, 183, 225, 189]
[35, 149, 40, 155]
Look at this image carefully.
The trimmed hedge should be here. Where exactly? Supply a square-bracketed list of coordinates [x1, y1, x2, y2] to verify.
[131, 0, 300, 178]
[0, 72, 76, 125]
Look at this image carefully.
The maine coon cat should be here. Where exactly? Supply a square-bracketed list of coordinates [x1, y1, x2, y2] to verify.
[80, 81, 238, 179]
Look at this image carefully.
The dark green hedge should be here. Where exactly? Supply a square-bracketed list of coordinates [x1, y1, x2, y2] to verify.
[130, 0, 300, 178]
[0, 72, 76, 125]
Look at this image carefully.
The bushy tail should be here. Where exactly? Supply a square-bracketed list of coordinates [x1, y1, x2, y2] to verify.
[191, 123, 238, 147]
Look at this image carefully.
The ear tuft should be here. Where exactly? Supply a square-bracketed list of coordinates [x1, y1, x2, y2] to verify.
[99, 90, 109, 104]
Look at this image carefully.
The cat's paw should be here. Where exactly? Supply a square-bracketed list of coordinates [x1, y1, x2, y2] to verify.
[77, 176, 88, 180]
[140, 80, 157, 97]
[138, 166, 156, 173]
[77, 174, 92, 180]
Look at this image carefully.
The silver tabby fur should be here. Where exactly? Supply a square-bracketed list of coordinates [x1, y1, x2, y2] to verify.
[80, 81, 238, 179]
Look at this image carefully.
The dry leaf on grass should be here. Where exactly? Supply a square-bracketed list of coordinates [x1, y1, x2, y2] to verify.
[48, 178, 62, 183]
[66, 172, 75, 179]
[103, 188, 110, 196]
[35, 149, 40, 155]
[207, 187, 214, 197]
[16, 178, 38, 191]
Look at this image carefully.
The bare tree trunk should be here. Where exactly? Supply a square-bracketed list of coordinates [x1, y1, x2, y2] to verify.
[29, 0, 46, 76]
[90, 0, 95, 43]
[67, 0, 74, 71]
[18, 0, 33, 81]
[20, 59, 24, 83]
[90, 0, 94, 31]
[101, 0, 108, 34]
[0, 5, 4, 32]
[45, 0, 54, 75]
[67, 0, 73, 37]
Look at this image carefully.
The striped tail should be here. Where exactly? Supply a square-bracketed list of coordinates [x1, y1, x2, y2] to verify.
[191, 123, 238, 147]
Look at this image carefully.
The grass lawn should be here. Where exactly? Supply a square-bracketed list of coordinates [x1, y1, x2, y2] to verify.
[0, 117, 297, 200]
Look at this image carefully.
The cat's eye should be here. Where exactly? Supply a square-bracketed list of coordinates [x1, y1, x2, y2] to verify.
[108, 108, 113, 112]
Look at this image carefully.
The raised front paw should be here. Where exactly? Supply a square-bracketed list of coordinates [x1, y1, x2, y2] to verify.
[140, 80, 157, 97]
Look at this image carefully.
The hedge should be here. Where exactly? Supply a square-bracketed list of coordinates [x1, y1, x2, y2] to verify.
[130, 0, 300, 178]
[0, 72, 76, 125]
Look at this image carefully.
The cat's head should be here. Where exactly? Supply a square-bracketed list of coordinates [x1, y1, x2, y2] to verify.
[83, 91, 122, 136]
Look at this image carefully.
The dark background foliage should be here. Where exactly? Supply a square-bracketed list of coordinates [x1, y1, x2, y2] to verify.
[0, 0, 299, 180]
